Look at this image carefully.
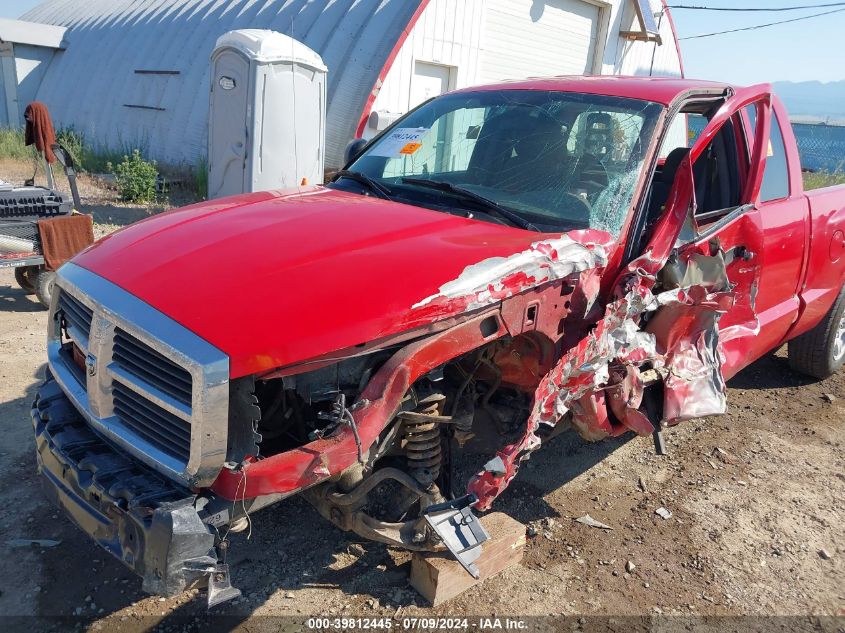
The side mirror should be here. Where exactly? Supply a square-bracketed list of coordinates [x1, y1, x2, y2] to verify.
[344, 138, 368, 165]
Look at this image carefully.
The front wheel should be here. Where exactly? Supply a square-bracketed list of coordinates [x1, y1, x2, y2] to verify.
[34, 269, 56, 309]
[788, 284, 845, 378]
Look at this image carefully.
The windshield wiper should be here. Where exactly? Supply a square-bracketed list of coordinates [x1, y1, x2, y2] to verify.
[334, 170, 393, 200]
[401, 177, 539, 231]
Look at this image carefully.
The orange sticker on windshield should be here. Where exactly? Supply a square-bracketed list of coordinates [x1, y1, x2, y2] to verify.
[400, 142, 423, 155]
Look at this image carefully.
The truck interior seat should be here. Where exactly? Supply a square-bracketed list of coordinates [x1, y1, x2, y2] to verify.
[646, 120, 743, 231]
[694, 121, 742, 215]
[468, 111, 569, 192]
[648, 146, 690, 220]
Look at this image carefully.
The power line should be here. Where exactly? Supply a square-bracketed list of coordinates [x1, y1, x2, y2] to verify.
[678, 6, 845, 39]
[670, 2, 845, 10]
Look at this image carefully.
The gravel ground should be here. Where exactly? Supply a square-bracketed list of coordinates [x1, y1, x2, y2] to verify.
[0, 161, 842, 631]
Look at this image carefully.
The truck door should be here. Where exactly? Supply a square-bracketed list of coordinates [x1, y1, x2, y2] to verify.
[643, 86, 775, 378]
[739, 99, 809, 358]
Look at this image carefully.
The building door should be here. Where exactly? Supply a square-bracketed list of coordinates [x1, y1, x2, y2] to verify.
[208, 49, 250, 199]
[406, 62, 455, 174]
[0, 43, 18, 127]
[479, 0, 600, 83]
[409, 61, 454, 111]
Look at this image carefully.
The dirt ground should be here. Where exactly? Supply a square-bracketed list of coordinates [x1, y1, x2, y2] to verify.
[0, 162, 842, 631]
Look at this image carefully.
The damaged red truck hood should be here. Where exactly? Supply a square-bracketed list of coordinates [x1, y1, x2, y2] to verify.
[72, 187, 602, 378]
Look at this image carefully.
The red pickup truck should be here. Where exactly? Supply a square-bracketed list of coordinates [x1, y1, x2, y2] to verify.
[33, 76, 845, 604]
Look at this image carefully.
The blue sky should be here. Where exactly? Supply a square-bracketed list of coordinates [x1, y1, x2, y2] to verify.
[1, 0, 843, 84]
[668, 1, 845, 84]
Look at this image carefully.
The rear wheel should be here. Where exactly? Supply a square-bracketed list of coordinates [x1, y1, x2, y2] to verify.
[34, 269, 56, 309]
[14, 266, 37, 294]
[788, 285, 845, 378]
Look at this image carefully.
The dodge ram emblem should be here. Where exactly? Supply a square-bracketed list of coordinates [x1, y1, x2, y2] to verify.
[86, 354, 97, 377]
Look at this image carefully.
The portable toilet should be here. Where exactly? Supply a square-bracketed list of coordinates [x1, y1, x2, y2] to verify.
[208, 29, 327, 199]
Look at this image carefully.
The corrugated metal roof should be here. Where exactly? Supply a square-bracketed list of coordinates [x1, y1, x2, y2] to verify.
[22, 0, 424, 168]
[0, 18, 67, 49]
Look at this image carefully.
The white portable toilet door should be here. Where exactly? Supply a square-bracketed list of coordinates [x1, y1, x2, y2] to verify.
[209, 50, 251, 198]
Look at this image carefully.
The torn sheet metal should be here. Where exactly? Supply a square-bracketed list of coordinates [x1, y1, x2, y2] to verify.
[467, 281, 658, 510]
[646, 284, 735, 424]
[468, 250, 739, 511]
[412, 233, 609, 315]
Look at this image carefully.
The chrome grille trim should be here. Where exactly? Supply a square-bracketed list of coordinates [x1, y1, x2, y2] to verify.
[47, 262, 229, 486]
[112, 382, 192, 461]
[57, 289, 93, 350]
[108, 364, 192, 421]
[113, 328, 193, 406]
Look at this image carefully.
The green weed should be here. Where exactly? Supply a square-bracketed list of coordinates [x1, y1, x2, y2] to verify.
[109, 150, 159, 203]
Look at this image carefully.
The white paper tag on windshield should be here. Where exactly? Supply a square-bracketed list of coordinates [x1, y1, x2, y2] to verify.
[369, 127, 429, 157]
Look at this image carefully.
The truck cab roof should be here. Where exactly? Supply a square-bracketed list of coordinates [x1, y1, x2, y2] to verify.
[454, 75, 735, 106]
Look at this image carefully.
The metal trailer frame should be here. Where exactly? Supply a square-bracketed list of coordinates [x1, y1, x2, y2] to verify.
[0, 252, 45, 270]
[1, 143, 82, 305]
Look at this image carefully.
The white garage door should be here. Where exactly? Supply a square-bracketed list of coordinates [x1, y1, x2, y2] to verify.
[479, 0, 600, 84]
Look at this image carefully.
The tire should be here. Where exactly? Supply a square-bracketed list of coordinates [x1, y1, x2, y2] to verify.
[788, 284, 845, 379]
[34, 269, 56, 309]
[14, 266, 37, 294]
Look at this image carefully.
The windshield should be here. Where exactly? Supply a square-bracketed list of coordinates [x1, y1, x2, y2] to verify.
[333, 90, 663, 235]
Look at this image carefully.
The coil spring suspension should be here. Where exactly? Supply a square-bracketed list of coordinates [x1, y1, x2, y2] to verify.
[401, 396, 445, 486]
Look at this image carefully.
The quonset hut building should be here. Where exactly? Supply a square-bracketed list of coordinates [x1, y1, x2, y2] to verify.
[8, 0, 683, 170]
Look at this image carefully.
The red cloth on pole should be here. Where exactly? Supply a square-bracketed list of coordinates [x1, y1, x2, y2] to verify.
[24, 102, 57, 164]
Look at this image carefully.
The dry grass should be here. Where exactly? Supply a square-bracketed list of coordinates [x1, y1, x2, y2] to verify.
[0, 127, 206, 198]
[802, 169, 845, 190]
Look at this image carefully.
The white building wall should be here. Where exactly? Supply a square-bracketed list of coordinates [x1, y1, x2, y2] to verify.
[603, 0, 682, 77]
[367, 0, 682, 138]
[478, 0, 602, 82]
[367, 0, 486, 137]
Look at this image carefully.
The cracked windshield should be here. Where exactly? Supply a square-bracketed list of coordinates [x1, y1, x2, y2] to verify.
[340, 90, 663, 234]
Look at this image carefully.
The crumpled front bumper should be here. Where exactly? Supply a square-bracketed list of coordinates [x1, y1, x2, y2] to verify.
[31, 375, 230, 599]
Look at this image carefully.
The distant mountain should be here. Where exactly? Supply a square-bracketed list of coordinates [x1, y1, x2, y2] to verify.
[772, 80, 845, 122]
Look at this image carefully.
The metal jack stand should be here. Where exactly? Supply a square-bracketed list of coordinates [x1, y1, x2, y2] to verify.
[422, 495, 490, 578]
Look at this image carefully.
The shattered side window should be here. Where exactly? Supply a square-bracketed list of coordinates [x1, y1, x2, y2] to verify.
[658, 113, 706, 158]
[345, 90, 663, 236]
[745, 105, 790, 202]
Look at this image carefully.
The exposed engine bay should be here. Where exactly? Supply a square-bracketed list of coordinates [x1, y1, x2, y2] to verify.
[230, 338, 536, 552]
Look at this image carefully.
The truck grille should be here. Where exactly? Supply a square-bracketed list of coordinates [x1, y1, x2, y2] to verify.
[58, 291, 93, 345]
[113, 329, 193, 407]
[48, 265, 229, 486]
[112, 382, 192, 461]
